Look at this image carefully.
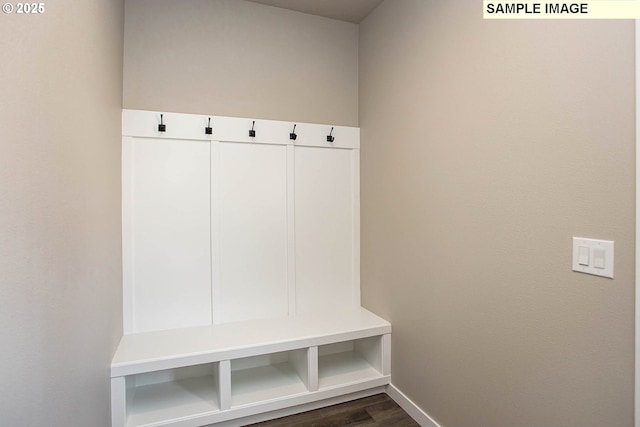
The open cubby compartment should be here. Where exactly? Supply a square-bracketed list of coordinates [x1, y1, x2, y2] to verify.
[317, 336, 385, 390]
[230, 348, 311, 408]
[111, 308, 391, 427]
[125, 363, 222, 427]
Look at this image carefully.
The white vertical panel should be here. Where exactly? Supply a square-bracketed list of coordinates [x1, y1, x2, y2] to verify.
[382, 334, 392, 376]
[122, 137, 135, 334]
[214, 142, 288, 324]
[110, 377, 126, 427]
[130, 138, 212, 333]
[210, 142, 221, 325]
[286, 145, 297, 315]
[295, 147, 356, 313]
[351, 149, 361, 305]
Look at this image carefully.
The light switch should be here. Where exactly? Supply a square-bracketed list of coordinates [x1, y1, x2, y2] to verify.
[578, 246, 589, 266]
[593, 248, 606, 269]
[572, 237, 614, 279]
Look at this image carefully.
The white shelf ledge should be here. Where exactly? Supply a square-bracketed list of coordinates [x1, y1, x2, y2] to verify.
[127, 376, 219, 427]
[318, 352, 382, 390]
[231, 363, 307, 408]
[112, 307, 391, 377]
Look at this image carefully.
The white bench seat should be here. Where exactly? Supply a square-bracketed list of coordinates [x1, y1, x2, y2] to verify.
[111, 307, 391, 427]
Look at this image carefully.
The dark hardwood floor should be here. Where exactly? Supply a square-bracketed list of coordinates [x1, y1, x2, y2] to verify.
[244, 394, 420, 426]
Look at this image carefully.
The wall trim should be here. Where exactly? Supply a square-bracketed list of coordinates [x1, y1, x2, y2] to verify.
[386, 384, 442, 427]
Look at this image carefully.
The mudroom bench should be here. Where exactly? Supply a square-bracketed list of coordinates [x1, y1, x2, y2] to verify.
[111, 307, 391, 427]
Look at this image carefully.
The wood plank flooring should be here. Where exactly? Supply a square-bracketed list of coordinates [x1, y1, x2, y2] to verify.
[244, 394, 420, 426]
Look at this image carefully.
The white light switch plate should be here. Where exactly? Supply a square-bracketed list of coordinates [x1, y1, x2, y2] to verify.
[572, 237, 614, 279]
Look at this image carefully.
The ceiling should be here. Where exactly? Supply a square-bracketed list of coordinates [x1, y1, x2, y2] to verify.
[245, 0, 384, 24]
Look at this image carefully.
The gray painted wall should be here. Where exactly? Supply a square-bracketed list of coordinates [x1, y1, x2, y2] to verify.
[0, 2, 124, 425]
[123, 0, 359, 126]
[0, 1, 634, 426]
[359, 2, 634, 427]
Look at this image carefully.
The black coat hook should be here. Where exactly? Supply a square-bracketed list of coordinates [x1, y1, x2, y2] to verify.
[290, 124, 297, 141]
[249, 121, 256, 138]
[205, 117, 213, 135]
[158, 114, 166, 132]
[327, 127, 334, 143]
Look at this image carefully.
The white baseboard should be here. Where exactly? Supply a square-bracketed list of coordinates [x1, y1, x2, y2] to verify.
[386, 383, 442, 427]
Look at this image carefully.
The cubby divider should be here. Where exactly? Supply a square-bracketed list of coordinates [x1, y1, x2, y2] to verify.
[308, 346, 319, 392]
[218, 360, 231, 411]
